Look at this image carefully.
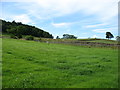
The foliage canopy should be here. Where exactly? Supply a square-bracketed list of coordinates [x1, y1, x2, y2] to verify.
[1, 19, 53, 38]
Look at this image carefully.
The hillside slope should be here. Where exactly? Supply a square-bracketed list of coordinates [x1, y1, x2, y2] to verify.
[2, 38, 118, 88]
[1, 19, 53, 38]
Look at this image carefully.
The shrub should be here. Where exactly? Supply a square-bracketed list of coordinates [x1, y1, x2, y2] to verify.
[10, 34, 17, 39]
[25, 35, 34, 40]
[38, 38, 41, 41]
[10, 34, 22, 39]
[17, 34, 22, 39]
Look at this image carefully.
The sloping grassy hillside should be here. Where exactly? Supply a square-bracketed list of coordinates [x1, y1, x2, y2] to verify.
[2, 38, 118, 88]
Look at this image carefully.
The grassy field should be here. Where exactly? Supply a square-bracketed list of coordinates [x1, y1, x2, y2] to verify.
[2, 38, 118, 88]
[88, 40, 117, 44]
[40, 38, 118, 44]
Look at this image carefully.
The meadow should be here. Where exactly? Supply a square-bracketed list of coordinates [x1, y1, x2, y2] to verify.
[2, 38, 118, 88]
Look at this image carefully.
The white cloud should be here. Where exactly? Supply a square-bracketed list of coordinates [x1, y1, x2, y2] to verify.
[1, 0, 35, 2]
[85, 23, 107, 28]
[51, 22, 72, 28]
[2, 0, 118, 36]
[92, 27, 117, 33]
[92, 29, 107, 33]
[7, 0, 118, 21]
[13, 14, 33, 24]
[1, 13, 34, 24]
[92, 35, 98, 38]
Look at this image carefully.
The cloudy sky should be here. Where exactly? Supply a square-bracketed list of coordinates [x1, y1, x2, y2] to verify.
[0, 0, 119, 39]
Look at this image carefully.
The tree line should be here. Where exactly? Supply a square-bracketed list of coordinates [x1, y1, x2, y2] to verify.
[56, 34, 77, 39]
[1, 19, 53, 38]
[1, 19, 119, 41]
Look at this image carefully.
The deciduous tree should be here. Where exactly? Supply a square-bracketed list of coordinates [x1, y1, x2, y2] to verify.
[106, 32, 114, 40]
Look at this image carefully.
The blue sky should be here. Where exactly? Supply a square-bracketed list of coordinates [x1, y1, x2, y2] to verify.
[0, 0, 119, 39]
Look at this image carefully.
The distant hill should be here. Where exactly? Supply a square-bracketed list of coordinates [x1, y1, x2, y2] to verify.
[1, 19, 53, 38]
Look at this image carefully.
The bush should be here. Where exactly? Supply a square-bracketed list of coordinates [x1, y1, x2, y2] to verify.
[38, 38, 41, 41]
[17, 34, 22, 39]
[10, 34, 22, 39]
[25, 36, 34, 40]
[10, 34, 17, 39]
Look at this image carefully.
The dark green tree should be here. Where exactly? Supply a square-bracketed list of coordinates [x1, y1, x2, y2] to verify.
[116, 36, 120, 41]
[1, 19, 53, 38]
[63, 34, 77, 39]
[106, 32, 114, 40]
[56, 36, 60, 39]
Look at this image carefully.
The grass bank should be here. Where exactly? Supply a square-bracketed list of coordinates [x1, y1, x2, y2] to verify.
[2, 38, 118, 88]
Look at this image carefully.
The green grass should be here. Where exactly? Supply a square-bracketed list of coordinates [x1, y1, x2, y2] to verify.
[0, 38, 2, 89]
[40, 38, 118, 44]
[2, 38, 118, 88]
[88, 40, 117, 44]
